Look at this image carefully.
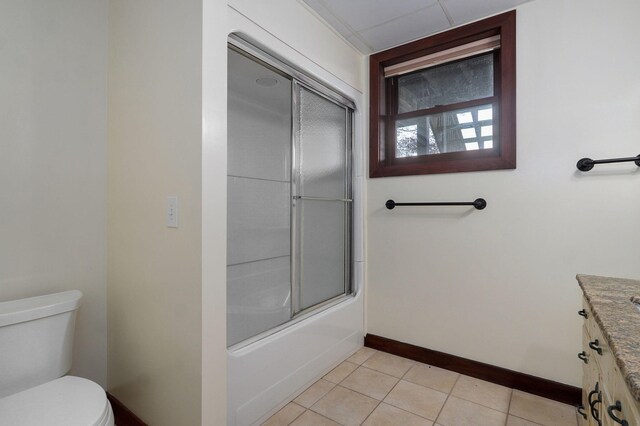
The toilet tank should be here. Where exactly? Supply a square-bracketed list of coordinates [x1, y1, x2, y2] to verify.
[0, 290, 82, 398]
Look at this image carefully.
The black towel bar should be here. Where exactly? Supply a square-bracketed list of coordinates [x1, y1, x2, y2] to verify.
[576, 154, 640, 171]
[385, 198, 487, 210]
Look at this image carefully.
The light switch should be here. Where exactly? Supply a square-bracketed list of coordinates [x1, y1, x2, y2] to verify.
[166, 196, 179, 228]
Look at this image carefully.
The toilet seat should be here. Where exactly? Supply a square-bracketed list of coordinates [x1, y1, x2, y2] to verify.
[0, 376, 114, 426]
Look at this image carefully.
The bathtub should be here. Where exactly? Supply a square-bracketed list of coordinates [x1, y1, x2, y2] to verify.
[227, 266, 364, 426]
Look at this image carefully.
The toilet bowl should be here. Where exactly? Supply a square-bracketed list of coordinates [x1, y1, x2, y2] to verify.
[0, 291, 114, 426]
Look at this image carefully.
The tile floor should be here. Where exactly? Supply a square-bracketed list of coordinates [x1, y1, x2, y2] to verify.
[263, 348, 579, 426]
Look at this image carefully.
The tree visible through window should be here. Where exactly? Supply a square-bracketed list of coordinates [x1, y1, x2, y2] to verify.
[396, 124, 440, 158]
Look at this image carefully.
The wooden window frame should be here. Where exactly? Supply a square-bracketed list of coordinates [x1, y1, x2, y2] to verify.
[369, 11, 516, 178]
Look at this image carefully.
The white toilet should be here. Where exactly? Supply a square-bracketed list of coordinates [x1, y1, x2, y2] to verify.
[0, 290, 114, 425]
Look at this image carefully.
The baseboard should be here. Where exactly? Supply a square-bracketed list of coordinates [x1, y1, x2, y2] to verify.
[365, 334, 581, 406]
[106, 392, 147, 426]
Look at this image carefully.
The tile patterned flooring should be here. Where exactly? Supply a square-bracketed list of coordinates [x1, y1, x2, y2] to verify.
[263, 348, 579, 426]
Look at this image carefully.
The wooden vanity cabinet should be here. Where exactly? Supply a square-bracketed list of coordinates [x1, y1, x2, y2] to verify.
[580, 298, 640, 425]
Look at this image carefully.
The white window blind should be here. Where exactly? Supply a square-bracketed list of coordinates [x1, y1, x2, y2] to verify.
[384, 35, 501, 78]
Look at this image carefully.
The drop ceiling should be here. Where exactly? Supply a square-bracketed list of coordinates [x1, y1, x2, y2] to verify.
[301, 0, 535, 53]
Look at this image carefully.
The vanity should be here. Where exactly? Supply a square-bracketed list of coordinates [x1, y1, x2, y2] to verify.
[577, 275, 640, 426]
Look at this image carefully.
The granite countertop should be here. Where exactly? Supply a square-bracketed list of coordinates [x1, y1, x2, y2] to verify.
[577, 274, 640, 403]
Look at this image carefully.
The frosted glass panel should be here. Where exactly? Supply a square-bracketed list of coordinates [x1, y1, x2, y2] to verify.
[227, 49, 292, 182]
[227, 48, 292, 346]
[227, 177, 290, 265]
[227, 94, 291, 181]
[295, 84, 351, 313]
[298, 88, 347, 199]
[227, 257, 291, 346]
[297, 200, 346, 311]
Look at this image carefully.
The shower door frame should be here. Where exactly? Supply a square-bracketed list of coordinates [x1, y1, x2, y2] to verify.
[290, 80, 354, 318]
[228, 35, 356, 349]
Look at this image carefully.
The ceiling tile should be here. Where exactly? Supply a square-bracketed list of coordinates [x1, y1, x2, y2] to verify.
[302, 0, 354, 38]
[441, 0, 532, 25]
[321, 0, 438, 32]
[357, 3, 450, 52]
[303, 0, 539, 55]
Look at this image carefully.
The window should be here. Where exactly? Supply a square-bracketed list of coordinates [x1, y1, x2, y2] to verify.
[369, 11, 516, 177]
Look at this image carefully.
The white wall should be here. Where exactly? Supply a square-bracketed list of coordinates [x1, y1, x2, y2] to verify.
[202, 0, 229, 424]
[0, 0, 107, 387]
[108, 1, 204, 424]
[366, 0, 640, 387]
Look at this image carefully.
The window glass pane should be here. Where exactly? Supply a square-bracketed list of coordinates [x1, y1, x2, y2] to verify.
[395, 104, 494, 157]
[397, 53, 494, 114]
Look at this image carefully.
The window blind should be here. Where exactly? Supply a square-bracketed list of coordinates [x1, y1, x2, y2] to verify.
[383, 35, 501, 78]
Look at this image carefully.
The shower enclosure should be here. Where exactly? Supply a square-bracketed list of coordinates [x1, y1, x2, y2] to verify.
[226, 34, 363, 426]
[227, 41, 354, 348]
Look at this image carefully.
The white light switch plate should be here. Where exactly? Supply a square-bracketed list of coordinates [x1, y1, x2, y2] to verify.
[166, 196, 179, 228]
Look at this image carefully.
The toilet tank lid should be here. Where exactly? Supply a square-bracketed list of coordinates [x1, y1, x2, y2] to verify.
[0, 290, 82, 327]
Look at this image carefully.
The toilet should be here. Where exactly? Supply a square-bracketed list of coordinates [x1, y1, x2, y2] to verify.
[0, 290, 114, 425]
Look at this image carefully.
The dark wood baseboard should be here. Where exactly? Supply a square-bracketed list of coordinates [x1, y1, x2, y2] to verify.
[365, 334, 581, 406]
[106, 392, 148, 426]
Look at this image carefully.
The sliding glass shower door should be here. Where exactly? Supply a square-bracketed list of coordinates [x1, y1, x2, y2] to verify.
[227, 43, 353, 347]
[292, 84, 352, 314]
